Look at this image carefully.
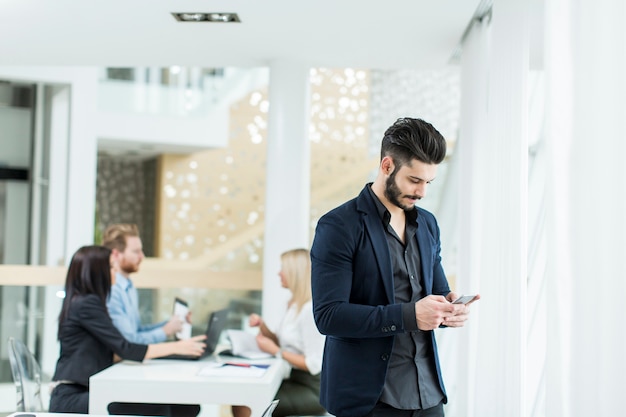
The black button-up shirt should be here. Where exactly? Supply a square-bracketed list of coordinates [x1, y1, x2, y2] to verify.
[367, 185, 444, 410]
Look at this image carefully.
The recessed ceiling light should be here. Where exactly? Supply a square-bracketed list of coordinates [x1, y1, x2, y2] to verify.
[172, 12, 241, 23]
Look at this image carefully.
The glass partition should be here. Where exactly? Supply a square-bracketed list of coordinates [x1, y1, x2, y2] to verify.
[0, 286, 47, 383]
[0, 283, 261, 385]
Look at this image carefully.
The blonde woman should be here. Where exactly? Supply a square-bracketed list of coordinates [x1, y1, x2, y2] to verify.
[233, 248, 326, 417]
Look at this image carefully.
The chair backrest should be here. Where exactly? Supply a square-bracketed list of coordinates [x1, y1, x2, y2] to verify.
[261, 400, 279, 417]
[7, 337, 45, 412]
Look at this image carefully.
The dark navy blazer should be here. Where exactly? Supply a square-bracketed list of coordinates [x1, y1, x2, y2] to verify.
[311, 184, 451, 417]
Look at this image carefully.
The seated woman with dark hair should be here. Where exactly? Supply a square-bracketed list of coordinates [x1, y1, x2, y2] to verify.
[49, 245, 206, 415]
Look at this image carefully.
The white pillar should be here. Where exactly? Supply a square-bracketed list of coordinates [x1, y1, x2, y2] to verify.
[0, 66, 99, 376]
[135, 67, 148, 84]
[545, 1, 626, 416]
[148, 67, 162, 114]
[40, 84, 72, 374]
[0, 67, 98, 258]
[262, 60, 311, 329]
[64, 71, 99, 256]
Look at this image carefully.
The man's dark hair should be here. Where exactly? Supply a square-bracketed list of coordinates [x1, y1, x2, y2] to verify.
[380, 117, 447, 167]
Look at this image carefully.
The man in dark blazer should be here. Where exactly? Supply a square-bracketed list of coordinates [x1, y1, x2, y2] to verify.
[311, 117, 479, 417]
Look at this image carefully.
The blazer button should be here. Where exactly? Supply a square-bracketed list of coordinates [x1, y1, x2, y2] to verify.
[390, 325, 396, 331]
[381, 354, 389, 361]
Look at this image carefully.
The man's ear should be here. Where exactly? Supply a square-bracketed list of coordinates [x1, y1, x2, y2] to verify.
[381, 156, 394, 175]
[110, 249, 121, 266]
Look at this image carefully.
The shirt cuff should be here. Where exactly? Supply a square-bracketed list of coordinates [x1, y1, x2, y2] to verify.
[401, 303, 418, 331]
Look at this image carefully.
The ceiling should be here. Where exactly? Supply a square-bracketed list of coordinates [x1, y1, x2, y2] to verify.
[0, 0, 483, 69]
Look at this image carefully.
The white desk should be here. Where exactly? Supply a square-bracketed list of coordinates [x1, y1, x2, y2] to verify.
[89, 356, 288, 417]
[6, 414, 109, 417]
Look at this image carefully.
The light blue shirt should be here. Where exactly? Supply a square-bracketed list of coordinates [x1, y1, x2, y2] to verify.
[107, 272, 167, 344]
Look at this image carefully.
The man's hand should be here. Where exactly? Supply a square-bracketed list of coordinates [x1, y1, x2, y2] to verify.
[415, 295, 465, 330]
[162, 316, 184, 336]
[440, 292, 480, 328]
[176, 335, 207, 357]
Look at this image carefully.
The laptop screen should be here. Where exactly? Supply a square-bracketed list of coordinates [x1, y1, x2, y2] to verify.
[203, 308, 229, 356]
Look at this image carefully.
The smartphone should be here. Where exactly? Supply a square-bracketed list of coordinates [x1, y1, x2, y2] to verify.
[173, 297, 192, 339]
[173, 297, 189, 317]
[452, 294, 478, 305]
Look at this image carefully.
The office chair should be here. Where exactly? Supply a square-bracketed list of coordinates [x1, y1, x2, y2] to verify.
[7, 337, 45, 412]
[261, 400, 280, 417]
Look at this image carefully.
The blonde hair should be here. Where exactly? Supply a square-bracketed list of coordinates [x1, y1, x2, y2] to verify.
[102, 224, 140, 252]
[281, 248, 312, 313]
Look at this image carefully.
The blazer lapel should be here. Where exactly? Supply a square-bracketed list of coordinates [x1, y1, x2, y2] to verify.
[357, 186, 395, 303]
[415, 218, 433, 293]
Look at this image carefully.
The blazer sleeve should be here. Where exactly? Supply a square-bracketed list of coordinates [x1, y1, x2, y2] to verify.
[419, 208, 451, 297]
[311, 208, 405, 339]
[78, 295, 147, 361]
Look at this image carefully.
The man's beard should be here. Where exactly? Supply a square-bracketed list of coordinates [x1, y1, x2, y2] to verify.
[119, 260, 140, 274]
[384, 170, 418, 212]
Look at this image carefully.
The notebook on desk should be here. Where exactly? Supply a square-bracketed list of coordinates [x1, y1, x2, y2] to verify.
[158, 307, 229, 361]
[219, 329, 274, 359]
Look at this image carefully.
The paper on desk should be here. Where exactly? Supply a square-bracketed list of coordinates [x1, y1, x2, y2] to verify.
[197, 362, 267, 378]
[226, 329, 274, 359]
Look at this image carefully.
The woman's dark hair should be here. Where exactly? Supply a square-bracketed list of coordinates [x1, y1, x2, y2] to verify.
[58, 245, 112, 334]
[380, 117, 447, 168]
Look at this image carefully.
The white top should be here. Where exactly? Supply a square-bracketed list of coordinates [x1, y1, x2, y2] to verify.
[276, 300, 325, 375]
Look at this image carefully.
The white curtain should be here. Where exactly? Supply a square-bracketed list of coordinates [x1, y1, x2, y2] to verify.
[451, 0, 531, 415]
[544, 0, 626, 416]
[440, 16, 490, 417]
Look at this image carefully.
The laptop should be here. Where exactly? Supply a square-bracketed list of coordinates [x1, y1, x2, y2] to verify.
[158, 307, 229, 360]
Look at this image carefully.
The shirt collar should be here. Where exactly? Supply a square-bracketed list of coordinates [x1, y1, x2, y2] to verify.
[366, 183, 418, 226]
[114, 272, 133, 291]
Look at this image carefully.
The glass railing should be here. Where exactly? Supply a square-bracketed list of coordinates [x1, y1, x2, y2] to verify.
[98, 67, 268, 118]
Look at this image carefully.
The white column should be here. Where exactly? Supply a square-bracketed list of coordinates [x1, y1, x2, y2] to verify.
[0, 68, 97, 258]
[545, 1, 626, 416]
[0, 66, 99, 376]
[262, 60, 311, 329]
[462, 1, 530, 416]
[39, 84, 72, 374]
[148, 67, 162, 114]
[135, 67, 148, 84]
[64, 71, 99, 256]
